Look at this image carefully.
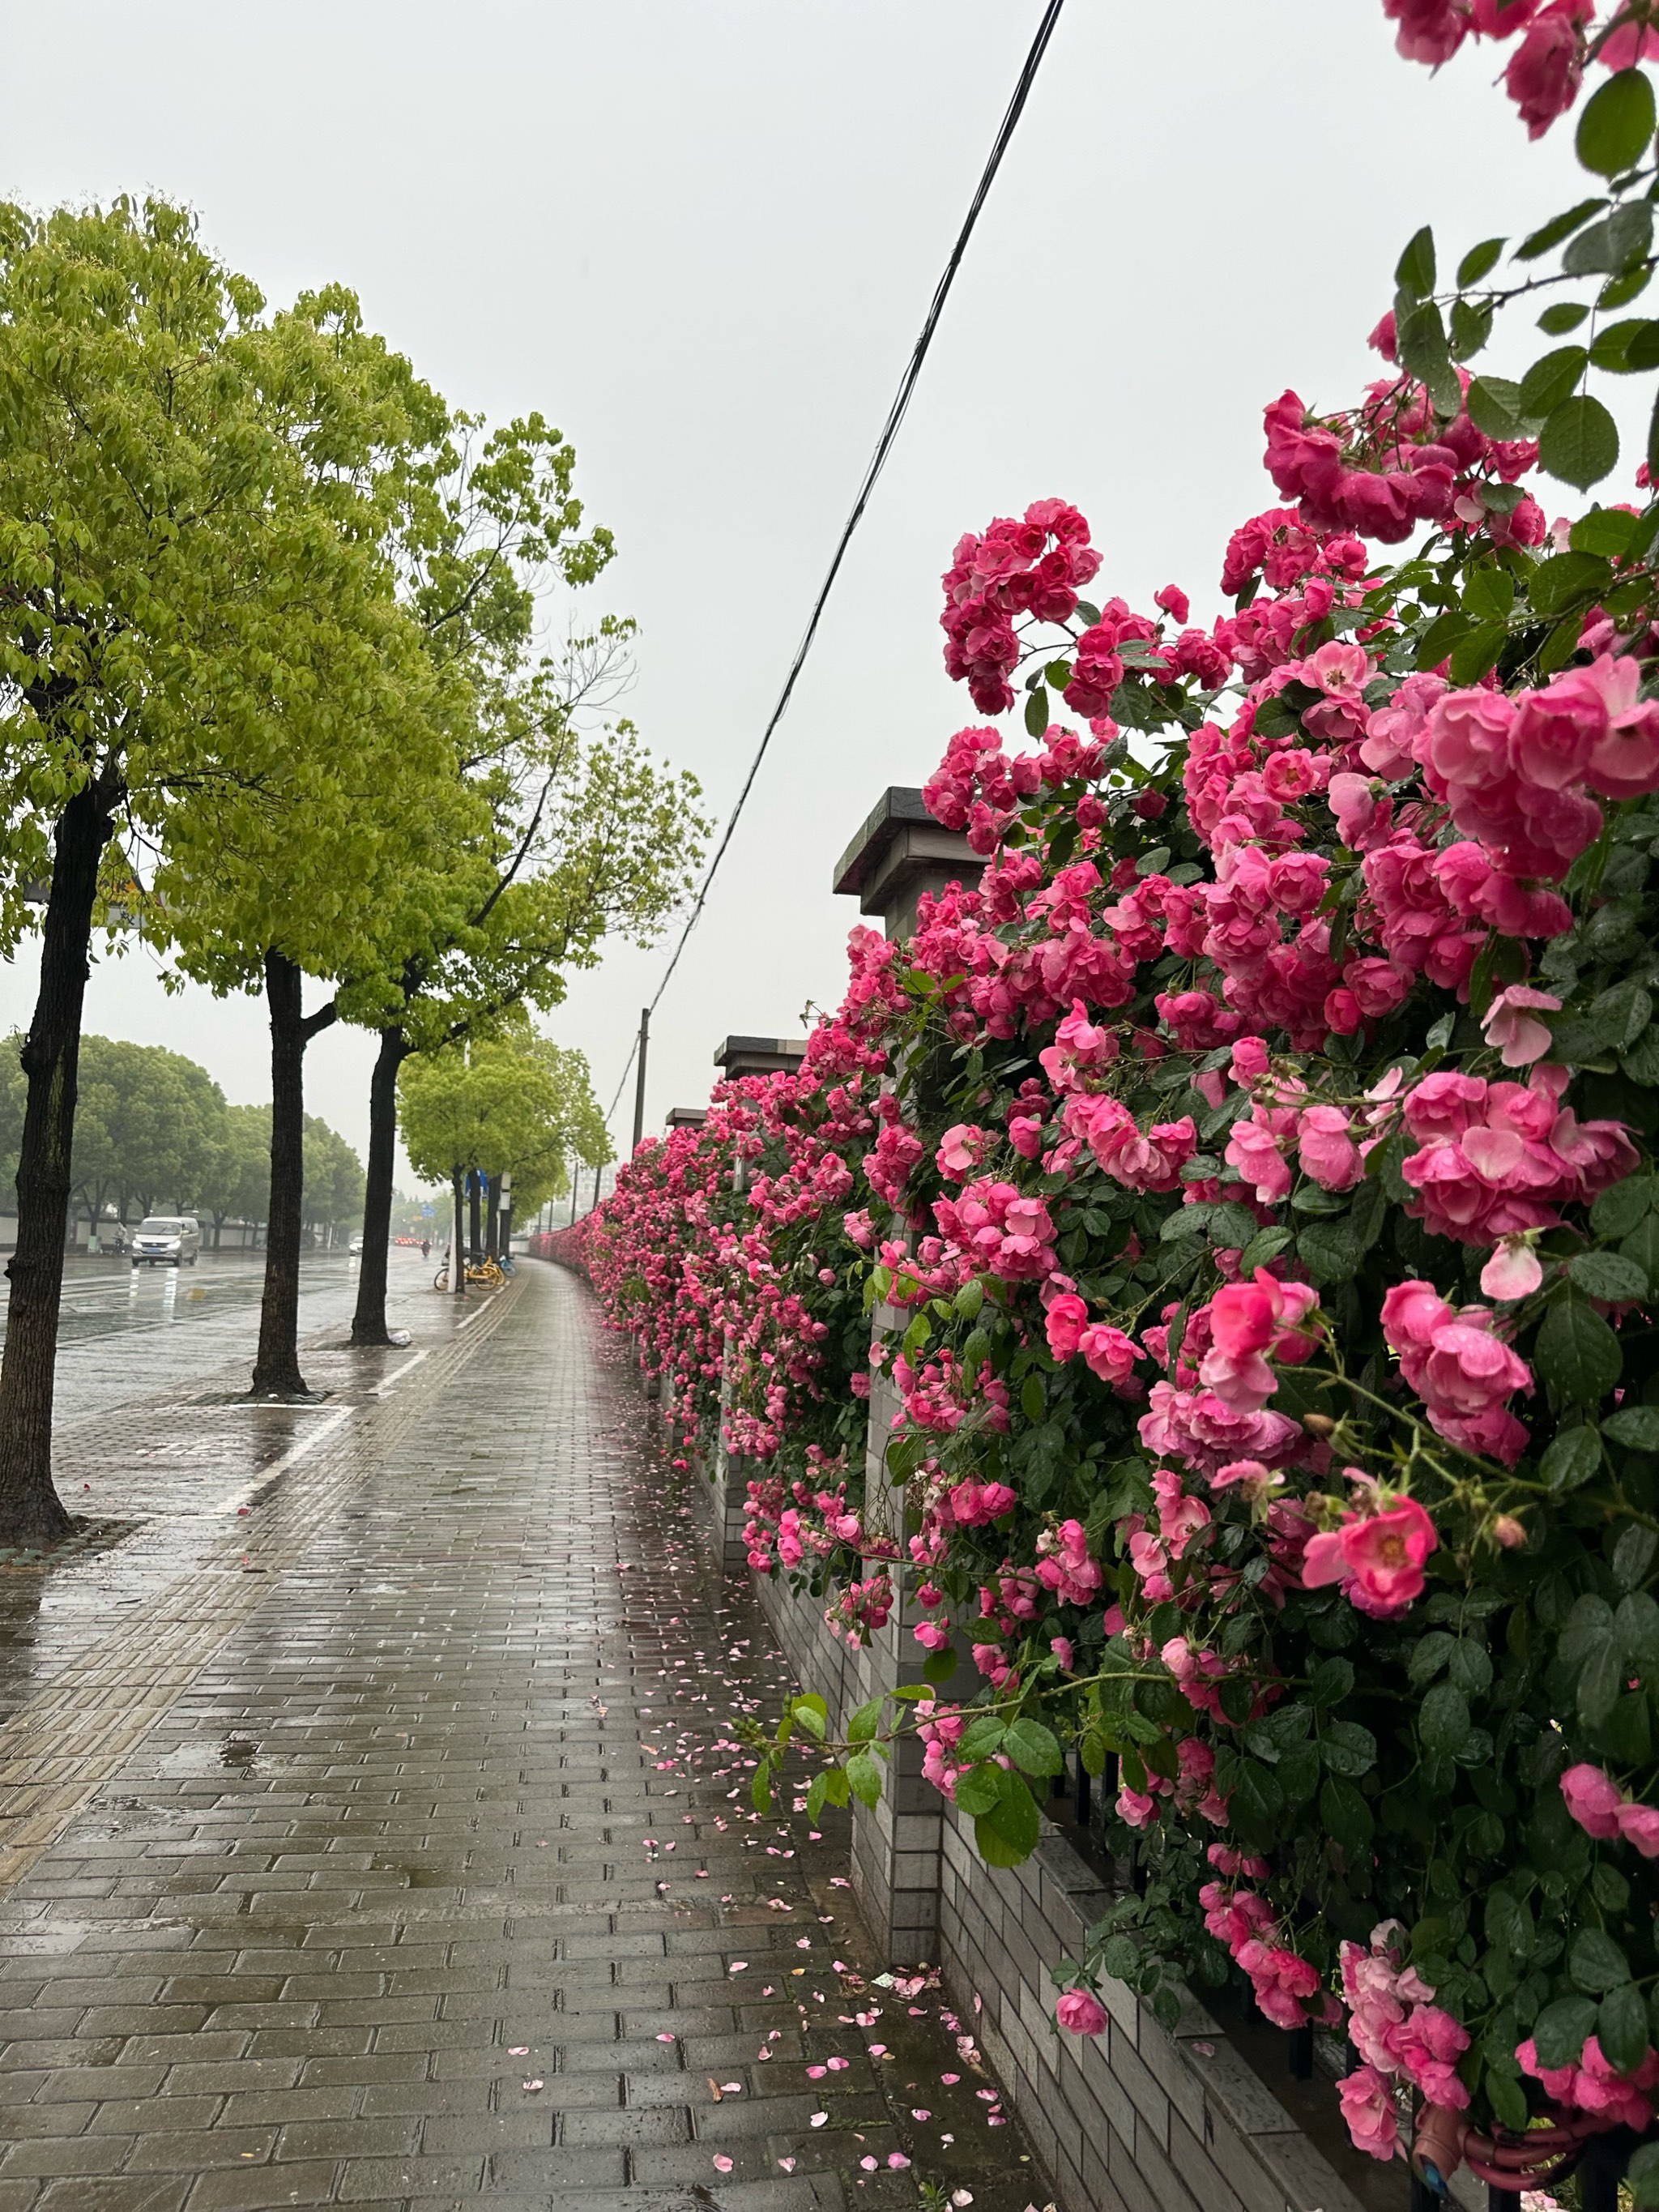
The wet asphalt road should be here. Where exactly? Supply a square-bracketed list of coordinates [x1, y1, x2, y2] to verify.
[0, 1245, 469, 1720]
[0, 1250, 433, 1433]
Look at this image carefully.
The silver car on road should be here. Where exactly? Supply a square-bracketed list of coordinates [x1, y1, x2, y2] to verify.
[130, 1215, 202, 1267]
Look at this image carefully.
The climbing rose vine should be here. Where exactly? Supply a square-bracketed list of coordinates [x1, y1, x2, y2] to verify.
[572, 14, 1659, 2203]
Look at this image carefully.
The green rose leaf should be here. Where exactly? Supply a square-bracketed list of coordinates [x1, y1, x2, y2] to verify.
[1535, 1292, 1623, 1407]
[846, 1751, 885, 1809]
[1568, 1250, 1651, 1303]
[1615, 1523, 1658, 1592]
[1539, 393, 1620, 490]
[1319, 1774, 1374, 1852]
[1518, 197, 1608, 261]
[1541, 1424, 1602, 1492]
[1310, 1656, 1355, 1706]
[1396, 225, 1435, 300]
[1003, 1719, 1064, 1779]
[1572, 502, 1643, 555]
[1457, 236, 1506, 288]
[1519, 346, 1589, 420]
[1593, 1175, 1657, 1238]
[974, 1770, 1041, 1868]
[1419, 1680, 1473, 1760]
[1605, 1405, 1659, 1450]
[1466, 374, 1532, 439]
[1570, 1925, 1632, 1993]
[1462, 566, 1516, 621]
[1592, 979, 1653, 1049]
[1410, 1631, 1456, 1685]
[1317, 1719, 1378, 1777]
[1576, 67, 1657, 178]
[1230, 1758, 1285, 1839]
[953, 1761, 1004, 1818]
[1630, 2142, 1659, 2209]
[1532, 1994, 1598, 2069]
[958, 1716, 1007, 1761]
[1622, 1213, 1659, 1291]
[1486, 2069, 1530, 2132]
[1448, 1641, 1494, 1699]
[1529, 547, 1614, 617]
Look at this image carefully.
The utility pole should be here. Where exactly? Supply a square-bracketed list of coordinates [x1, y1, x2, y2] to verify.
[631, 1008, 650, 1155]
[568, 1159, 578, 1226]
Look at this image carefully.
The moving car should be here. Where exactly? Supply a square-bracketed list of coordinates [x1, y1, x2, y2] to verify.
[130, 1215, 201, 1267]
[349, 1235, 365, 1255]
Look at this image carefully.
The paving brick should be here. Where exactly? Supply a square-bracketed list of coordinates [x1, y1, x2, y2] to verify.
[0, 1267, 1046, 2212]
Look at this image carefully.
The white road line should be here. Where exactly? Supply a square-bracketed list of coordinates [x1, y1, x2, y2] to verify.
[373, 1350, 429, 1396]
[211, 1405, 352, 1515]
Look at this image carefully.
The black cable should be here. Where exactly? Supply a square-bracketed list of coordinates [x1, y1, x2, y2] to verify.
[604, 0, 1068, 1133]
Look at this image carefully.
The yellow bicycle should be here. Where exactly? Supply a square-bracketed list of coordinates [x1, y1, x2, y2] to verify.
[433, 1255, 507, 1292]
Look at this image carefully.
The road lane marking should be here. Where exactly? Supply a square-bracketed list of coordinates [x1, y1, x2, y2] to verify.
[211, 1405, 352, 1514]
[373, 1350, 429, 1396]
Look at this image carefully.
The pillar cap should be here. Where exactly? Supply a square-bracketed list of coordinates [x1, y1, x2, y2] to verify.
[714, 1036, 808, 1079]
[833, 785, 983, 932]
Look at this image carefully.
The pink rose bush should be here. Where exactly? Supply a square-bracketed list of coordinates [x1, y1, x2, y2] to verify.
[569, 23, 1659, 2179]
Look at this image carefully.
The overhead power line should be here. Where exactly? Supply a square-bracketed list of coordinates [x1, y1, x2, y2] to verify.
[603, 0, 1068, 1135]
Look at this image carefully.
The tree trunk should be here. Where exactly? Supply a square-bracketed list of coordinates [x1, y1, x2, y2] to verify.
[468, 1172, 483, 1262]
[450, 1170, 466, 1293]
[0, 781, 116, 1545]
[484, 1173, 501, 1262]
[251, 952, 336, 1397]
[350, 1026, 408, 1347]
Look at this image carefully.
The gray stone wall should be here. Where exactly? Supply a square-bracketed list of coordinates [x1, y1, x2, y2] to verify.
[665, 1334, 1437, 2212]
[751, 1543, 1401, 2212]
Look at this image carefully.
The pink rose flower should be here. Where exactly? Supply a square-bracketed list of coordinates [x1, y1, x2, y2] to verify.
[1503, 1, 1588, 138]
[1230, 1036, 1270, 1086]
[1479, 1236, 1542, 1302]
[936, 1124, 990, 1181]
[1298, 1104, 1364, 1191]
[1078, 1322, 1141, 1390]
[1560, 1762, 1623, 1841]
[1303, 1497, 1438, 1612]
[1481, 984, 1560, 1068]
[1337, 2063, 1401, 2163]
[1055, 1988, 1108, 2038]
[1618, 1801, 1659, 1857]
[1045, 1294, 1090, 1363]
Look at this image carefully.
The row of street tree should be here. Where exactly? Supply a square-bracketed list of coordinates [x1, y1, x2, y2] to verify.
[0, 1036, 365, 1245]
[0, 196, 699, 1542]
[399, 1027, 608, 1284]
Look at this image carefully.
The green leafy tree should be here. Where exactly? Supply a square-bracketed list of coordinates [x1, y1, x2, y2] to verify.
[135, 287, 476, 1399]
[335, 422, 708, 1344]
[0, 198, 442, 1536]
[399, 1037, 579, 1290]
[301, 1116, 365, 1243]
[197, 1101, 272, 1249]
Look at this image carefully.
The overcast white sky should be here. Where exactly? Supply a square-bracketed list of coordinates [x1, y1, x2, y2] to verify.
[1, 2, 1602, 1200]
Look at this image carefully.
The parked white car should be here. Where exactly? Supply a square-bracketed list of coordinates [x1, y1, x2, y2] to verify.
[130, 1215, 201, 1267]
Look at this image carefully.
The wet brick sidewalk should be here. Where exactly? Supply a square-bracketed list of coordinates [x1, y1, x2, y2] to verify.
[0, 1261, 1046, 2211]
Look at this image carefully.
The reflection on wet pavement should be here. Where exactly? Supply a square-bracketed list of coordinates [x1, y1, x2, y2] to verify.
[0, 1250, 487, 1727]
